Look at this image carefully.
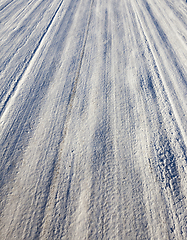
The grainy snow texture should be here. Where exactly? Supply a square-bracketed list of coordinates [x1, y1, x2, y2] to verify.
[1, 0, 187, 239]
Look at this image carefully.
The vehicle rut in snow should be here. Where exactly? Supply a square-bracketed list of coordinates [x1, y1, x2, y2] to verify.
[1, 0, 187, 239]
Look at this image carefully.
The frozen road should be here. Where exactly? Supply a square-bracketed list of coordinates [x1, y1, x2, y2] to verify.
[1, 0, 187, 239]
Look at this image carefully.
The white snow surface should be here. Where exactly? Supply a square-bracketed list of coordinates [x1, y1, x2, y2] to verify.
[1, 0, 187, 239]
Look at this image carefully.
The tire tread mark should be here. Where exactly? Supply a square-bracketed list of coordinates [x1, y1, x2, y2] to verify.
[132, 1, 187, 237]
[0, 0, 14, 11]
[136, 0, 187, 148]
[38, 0, 94, 237]
[0, 0, 64, 118]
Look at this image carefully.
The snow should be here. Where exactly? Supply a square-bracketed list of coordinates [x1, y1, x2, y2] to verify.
[1, 0, 187, 239]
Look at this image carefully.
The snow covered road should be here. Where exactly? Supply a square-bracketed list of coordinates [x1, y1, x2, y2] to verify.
[1, 0, 187, 239]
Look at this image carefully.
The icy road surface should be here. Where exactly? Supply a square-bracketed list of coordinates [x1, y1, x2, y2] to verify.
[1, 0, 187, 239]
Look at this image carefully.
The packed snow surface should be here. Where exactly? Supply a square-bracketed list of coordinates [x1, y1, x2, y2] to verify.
[1, 0, 187, 239]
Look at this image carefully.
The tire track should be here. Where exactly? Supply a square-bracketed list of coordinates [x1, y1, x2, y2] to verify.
[132, 0, 187, 154]
[109, 1, 133, 237]
[133, 0, 187, 161]
[1, 0, 187, 239]
[135, 0, 187, 143]
[0, 0, 76, 189]
[0, 0, 65, 117]
[37, 1, 94, 238]
[139, 72, 187, 238]
[121, 2, 153, 236]
[144, 0, 187, 88]
[87, 9, 117, 238]
[0, 0, 80, 167]
[0, 0, 82, 229]
[164, 0, 187, 29]
[0, 0, 14, 11]
[131, 1, 187, 238]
